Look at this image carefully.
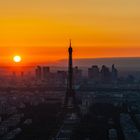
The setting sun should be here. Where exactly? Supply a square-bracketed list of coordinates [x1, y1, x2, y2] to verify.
[13, 55, 22, 63]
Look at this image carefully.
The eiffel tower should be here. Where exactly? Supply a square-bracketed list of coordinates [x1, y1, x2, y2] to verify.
[55, 41, 80, 140]
[64, 40, 77, 113]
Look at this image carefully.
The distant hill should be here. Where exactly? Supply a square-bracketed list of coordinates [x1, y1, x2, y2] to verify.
[55, 57, 140, 70]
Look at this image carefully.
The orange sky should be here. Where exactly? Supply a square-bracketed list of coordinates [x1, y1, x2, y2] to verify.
[0, 0, 140, 65]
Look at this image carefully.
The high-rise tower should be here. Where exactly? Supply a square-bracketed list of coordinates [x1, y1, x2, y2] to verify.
[64, 40, 77, 111]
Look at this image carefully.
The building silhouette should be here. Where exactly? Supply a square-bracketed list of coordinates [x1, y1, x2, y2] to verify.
[57, 70, 67, 85]
[111, 64, 118, 82]
[88, 65, 100, 82]
[73, 66, 82, 84]
[42, 66, 50, 80]
[35, 66, 42, 80]
[100, 65, 111, 83]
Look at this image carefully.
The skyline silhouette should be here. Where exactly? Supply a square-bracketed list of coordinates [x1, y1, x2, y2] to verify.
[0, 1, 140, 140]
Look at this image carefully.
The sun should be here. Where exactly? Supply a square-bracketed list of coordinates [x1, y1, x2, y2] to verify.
[13, 55, 22, 63]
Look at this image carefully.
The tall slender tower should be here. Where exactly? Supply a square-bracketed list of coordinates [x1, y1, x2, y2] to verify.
[64, 40, 76, 111]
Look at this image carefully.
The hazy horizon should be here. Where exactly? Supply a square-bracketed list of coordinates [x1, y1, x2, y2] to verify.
[1, 57, 140, 68]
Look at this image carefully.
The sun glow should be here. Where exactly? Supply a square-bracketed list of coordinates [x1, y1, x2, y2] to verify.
[13, 55, 21, 63]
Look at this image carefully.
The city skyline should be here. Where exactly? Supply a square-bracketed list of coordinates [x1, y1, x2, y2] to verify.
[0, 1, 140, 140]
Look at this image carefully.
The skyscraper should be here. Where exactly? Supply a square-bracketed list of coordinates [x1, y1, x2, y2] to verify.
[100, 65, 111, 83]
[88, 65, 100, 82]
[42, 66, 50, 80]
[35, 66, 42, 80]
[73, 66, 82, 84]
[111, 64, 118, 82]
